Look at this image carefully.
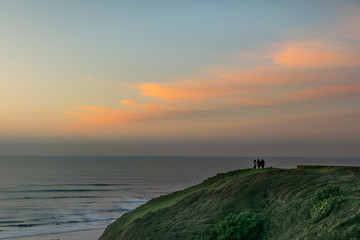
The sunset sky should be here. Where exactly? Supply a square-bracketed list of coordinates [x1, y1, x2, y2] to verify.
[1, 1, 360, 156]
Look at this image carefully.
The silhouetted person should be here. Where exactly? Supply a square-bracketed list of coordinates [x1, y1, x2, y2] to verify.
[260, 159, 265, 169]
[257, 159, 261, 169]
[253, 160, 256, 169]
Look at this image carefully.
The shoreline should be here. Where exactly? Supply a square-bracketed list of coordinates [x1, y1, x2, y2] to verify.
[2, 229, 104, 240]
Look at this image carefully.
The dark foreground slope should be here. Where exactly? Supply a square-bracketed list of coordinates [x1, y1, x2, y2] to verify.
[99, 167, 360, 240]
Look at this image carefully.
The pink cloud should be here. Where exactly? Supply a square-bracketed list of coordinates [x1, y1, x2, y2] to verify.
[272, 42, 360, 68]
[67, 39, 360, 135]
[343, 11, 360, 41]
[287, 83, 360, 101]
[233, 110, 360, 139]
[230, 98, 278, 106]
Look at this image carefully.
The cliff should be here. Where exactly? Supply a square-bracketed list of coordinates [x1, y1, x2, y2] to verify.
[99, 166, 360, 240]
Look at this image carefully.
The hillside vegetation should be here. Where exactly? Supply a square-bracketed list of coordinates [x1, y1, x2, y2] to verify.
[99, 166, 360, 240]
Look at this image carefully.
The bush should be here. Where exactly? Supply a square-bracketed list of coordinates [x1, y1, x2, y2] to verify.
[311, 196, 344, 221]
[310, 186, 344, 221]
[211, 212, 264, 240]
[312, 186, 340, 203]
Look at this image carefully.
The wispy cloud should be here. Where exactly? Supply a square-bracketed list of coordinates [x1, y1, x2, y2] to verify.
[286, 83, 360, 101]
[68, 40, 360, 134]
[231, 83, 360, 106]
[272, 42, 360, 68]
[138, 78, 248, 103]
[121, 99, 143, 108]
[229, 97, 278, 106]
[75, 105, 115, 112]
[68, 100, 205, 133]
[341, 7, 360, 41]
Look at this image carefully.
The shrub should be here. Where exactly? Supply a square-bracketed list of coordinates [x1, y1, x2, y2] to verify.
[312, 186, 340, 203]
[311, 196, 344, 221]
[210, 211, 264, 240]
[310, 186, 344, 221]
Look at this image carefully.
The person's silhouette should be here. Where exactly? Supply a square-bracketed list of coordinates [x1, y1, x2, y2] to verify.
[260, 159, 265, 169]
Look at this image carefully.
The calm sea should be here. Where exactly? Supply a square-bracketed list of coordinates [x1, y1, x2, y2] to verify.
[0, 156, 359, 239]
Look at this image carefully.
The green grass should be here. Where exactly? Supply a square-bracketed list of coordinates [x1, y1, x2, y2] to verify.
[99, 167, 360, 240]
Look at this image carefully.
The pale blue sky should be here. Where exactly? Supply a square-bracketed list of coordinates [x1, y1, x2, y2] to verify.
[1, 1, 360, 156]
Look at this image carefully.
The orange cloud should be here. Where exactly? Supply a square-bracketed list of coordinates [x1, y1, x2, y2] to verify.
[75, 105, 114, 112]
[67, 39, 360, 135]
[121, 99, 142, 108]
[138, 79, 248, 103]
[71, 103, 158, 129]
[228, 83, 360, 107]
[230, 98, 278, 106]
[72, 108, 141, 126]
[70, 65, 360, 132]
[272, 42, 360, 68]
[230, 109, 360, 139]
[121, 99, 188, 113]
[69, 100, 202, 133]
[287, 83, 360, 101]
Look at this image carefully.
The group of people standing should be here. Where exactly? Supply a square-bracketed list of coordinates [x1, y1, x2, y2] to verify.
[253, 159, 265, 169]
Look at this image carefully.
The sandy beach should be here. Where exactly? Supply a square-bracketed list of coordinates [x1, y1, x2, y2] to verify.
[9, 229, 104, 240]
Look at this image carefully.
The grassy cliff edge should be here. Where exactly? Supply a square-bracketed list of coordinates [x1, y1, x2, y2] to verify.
[99, 167, 360, 240]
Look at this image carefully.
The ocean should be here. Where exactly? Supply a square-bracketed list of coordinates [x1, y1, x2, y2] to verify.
[0, 156, 359, 239]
